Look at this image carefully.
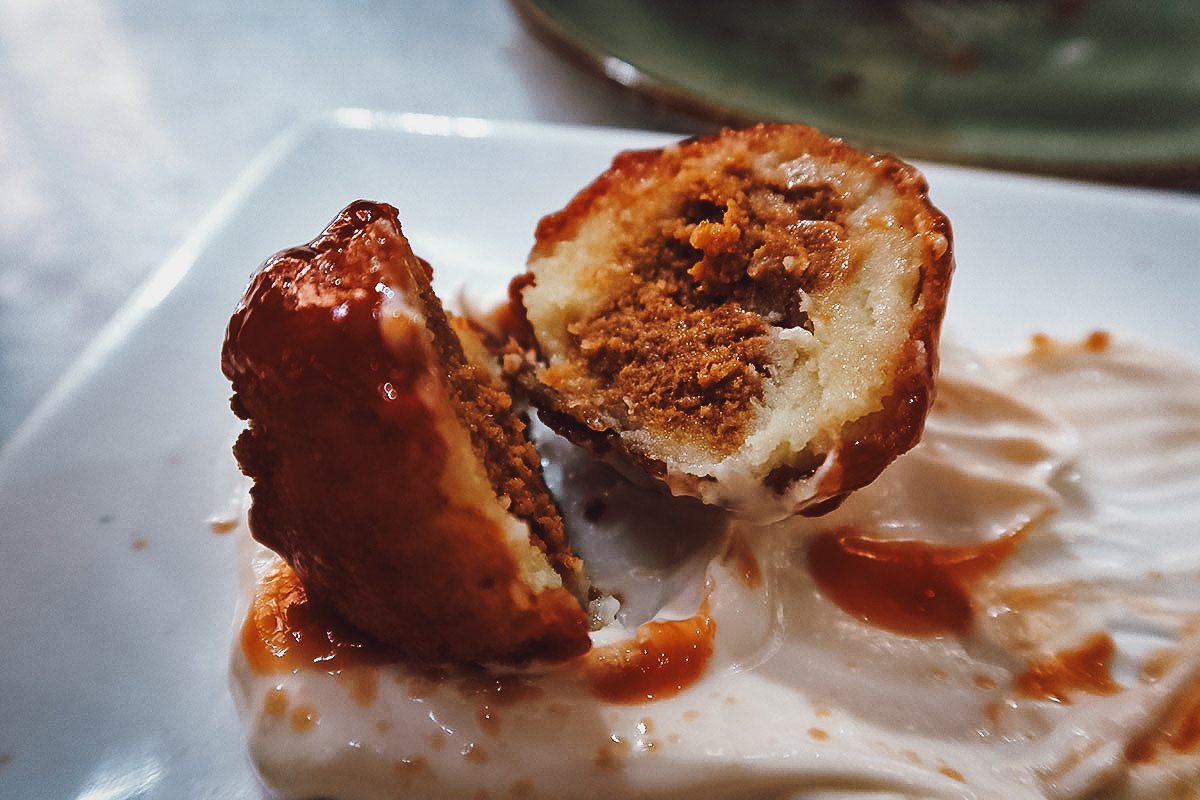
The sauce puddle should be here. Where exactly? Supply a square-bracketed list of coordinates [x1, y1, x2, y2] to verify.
[807, 526, 1024, 637]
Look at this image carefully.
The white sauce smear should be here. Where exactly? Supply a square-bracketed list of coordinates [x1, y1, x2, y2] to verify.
[230, 334, 1200, 800]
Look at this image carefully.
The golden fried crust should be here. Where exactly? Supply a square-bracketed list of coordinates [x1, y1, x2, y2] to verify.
[511, 124, 954, 522]
[222, 200, 589, 663]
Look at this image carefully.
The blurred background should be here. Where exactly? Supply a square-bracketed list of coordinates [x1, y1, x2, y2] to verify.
[2, 0, 1197, 447]
[0, 0, 706, 446]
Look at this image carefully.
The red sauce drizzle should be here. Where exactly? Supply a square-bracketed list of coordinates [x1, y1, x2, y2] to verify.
[807, 526, 1021, 636]
[585, 603, 716, 703]
[721, 532, 762, 589]
[1015, 632, 1122, 704]
[241, 560, 384, 674]
[1126, 676, 1200, 763]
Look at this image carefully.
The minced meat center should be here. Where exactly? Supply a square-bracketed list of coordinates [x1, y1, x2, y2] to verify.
[568, 175, 848, 455]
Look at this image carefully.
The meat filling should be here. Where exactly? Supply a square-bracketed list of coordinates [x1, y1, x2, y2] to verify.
[431, 318, 580, 593]
[564, 175, 848, 455]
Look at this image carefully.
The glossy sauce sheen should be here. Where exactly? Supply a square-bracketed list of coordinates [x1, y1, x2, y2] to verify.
[1015, 632, 1121, 704]
[584, 604, 716, 703]
[242, 560, 386, 674]
[243, 558, 718, 703]
[223, 200, 590, 664]
[807, 526, 1021, 636]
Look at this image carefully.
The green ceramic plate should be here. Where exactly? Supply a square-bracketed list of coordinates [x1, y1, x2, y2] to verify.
[515, 0, 1200, 184]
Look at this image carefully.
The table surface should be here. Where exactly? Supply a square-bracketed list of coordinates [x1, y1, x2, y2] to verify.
[0, 0, 709, 448]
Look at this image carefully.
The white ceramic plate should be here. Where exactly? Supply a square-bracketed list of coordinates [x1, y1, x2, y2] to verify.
[1, 110, 1198, 800]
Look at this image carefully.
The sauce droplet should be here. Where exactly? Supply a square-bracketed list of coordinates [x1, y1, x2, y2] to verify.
[1126, 677, 1200, 763]
[585, 603, 716, 703]
[1015, 632, 1122, 704]
[807, 526, 1021, 636]
[939, 766, 965, 782]
[289, 703, 319, 733]
[242, 560, 385, 674]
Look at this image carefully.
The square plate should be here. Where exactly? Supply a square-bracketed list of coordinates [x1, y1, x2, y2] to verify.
[1, 110, 1198, 799]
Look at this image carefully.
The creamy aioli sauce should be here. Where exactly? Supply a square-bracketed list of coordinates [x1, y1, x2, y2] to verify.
[230, 335, 1200, 800]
